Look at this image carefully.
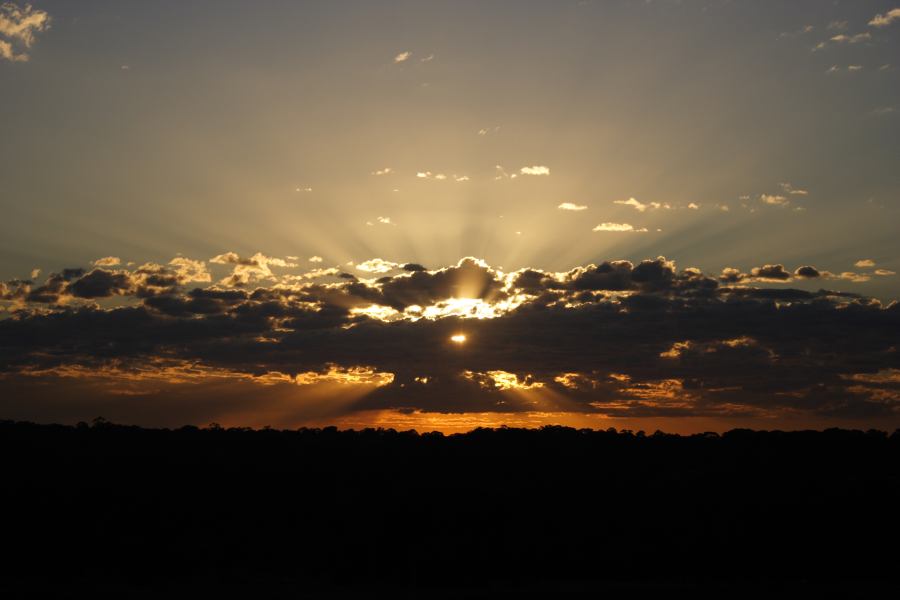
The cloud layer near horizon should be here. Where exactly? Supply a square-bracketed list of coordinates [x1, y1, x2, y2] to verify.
[2, 254, 898, 429]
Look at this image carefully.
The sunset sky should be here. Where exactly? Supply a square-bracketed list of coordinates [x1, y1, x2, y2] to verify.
[2, 1, 899, 432]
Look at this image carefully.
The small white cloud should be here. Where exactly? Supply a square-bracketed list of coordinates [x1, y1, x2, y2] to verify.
[356, 258, 399, 274]
[760, 194, 789, 206]
[30, 268, 41, 279]
[855, 259, 876, 268]
[828, 20, 848, 31]
[614, 197, 671, 212]
[308, 256, 323, 263]
[848, 65, 864, 71]
[377, 216, 393, 225]
[434, 173, 447, 180]
[394, 51, 412, 63]
[558, 202, 588, 211]
[871, 106, 895, 116]
[879, 64, 892, 71]
[592, 222, 646, 232]
[454, 175, 470, 182]
[874, 269, 896, 276]
[477, 126, 500, 136]
[519, 165, 550, 176]
[869, 8, 900, 28]
[93, 256, 122, 267]
[295, 186, 312, 192]
[372, 167, 393, 176]
[687, 202, 700, 210]
[420, 53, 435, 63]
[120, 65, 130, 71]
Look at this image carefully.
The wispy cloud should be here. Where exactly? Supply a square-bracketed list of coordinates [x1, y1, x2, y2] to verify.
[558, 203, 587, 211]
[0, 2, 50, 62]
[869, 8, 900, 28]
[93, 257, 122, 267]
[420, 53, 435, 63]
[760, 194, 789, 206]
[592, 222, 647, 232]
[519, 165, 550, 176]
[829, 32, 872, 44]
[614, 197, 671, 212]
[393, 51, 412, 63]
[308, 256, 323, 263]
[779, 182, 808, 195]
[371, 167, 393, 176]
[855, 259, 876, 268]
[356, 258, 399, 274]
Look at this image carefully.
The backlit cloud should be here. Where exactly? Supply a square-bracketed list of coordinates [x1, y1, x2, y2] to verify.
[93, 257, 122, 267]
[519, 165, 550, 176]
[3, 254, 898, 427]
[829, 33, 871, 44]
[614, 198, 671, 212]
[0, 2, 50, 62]
[557, 202, 587, 211]
[356, 258, 399, 274]
[869, 8, 900, 28]
[393, 51, 411, 63]
[592, 223, 647, 232]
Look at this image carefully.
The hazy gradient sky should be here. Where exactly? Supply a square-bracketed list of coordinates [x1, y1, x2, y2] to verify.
[2, 1, 899, 431]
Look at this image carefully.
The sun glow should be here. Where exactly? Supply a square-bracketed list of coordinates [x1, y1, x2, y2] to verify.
[450, 334, 467, 344]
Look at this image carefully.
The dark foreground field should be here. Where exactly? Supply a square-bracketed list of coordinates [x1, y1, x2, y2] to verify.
[2, 421, 899, 597]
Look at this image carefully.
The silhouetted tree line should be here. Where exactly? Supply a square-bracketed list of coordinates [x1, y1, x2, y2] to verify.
[1, 420, 899, 596]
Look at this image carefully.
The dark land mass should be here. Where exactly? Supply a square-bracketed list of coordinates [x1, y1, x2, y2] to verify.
[1, 420, 899, 597]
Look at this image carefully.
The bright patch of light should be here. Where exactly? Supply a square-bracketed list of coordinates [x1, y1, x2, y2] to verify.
[450, 334, 467, 344]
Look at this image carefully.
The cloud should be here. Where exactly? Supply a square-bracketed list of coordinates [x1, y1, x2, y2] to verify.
[420, 53, 435, 63]
[356, 259, 399, 274]
[519, 165, 550, 176]
[827, 65, 864, 73]
[855, 259, 876, 268]
[0, 2, 49, 62]
[779, 182, 809, 196]
[4, 251, 900, 427]
[209, 252, 295, 286]
[92, 257, 122, 267]
[760, 194, 789, 206]
[3, 253, 899, 426]
[875, 269, 896, 277]
[592, 223, 647, 232]
[309, 256, 323, 263]
[829, 33, 872, 44]
[869, 8, 900, 28]
[371, 168, 393, 176]
[393, 51, 411, 63]
[614, 197, 671, 212]
[558, 203, 587, 211]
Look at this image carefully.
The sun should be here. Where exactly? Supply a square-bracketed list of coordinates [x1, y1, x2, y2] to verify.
[450, 334, 467, 344]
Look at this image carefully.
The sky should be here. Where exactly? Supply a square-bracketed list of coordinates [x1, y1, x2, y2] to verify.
[1, 0, 899, 432]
